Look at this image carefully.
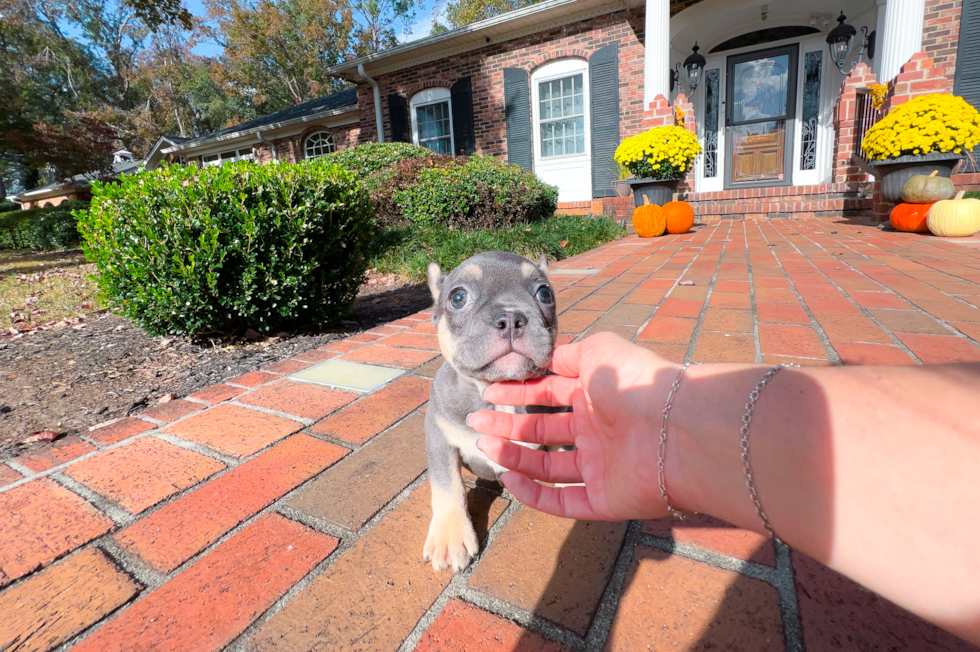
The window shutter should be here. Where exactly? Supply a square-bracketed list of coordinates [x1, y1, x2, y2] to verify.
[451, 77, 476, 155]
[590, 43, 620, 198]
[954, 0, 980, 172]
[388, 93, 411, 143]
[504, 68, 532, 171]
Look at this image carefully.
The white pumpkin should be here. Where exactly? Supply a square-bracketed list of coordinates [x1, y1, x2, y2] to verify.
[927, 191, 980, 237]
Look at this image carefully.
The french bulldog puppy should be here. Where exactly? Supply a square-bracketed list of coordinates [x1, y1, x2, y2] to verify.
[423, 251, 557, 572]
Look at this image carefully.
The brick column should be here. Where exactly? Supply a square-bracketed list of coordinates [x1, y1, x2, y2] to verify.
[673, 93, 696, 194]
[641, 94, 675, 129]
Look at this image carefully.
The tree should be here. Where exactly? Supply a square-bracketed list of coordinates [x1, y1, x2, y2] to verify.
[7, 113, 118, 182]
[349, 0, 417, 54]
[203, 0, 355, 111]
[442, 0, 538, 29]
[124, 0, 192, 30]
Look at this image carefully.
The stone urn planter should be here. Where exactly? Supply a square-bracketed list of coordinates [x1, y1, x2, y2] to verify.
[611, 179, 631, 197]
[863, 152, 964, 203]
[627, 178, 679, 207]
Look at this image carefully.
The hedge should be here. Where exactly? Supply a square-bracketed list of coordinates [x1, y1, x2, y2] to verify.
[0, 200, 88, 250]
[325, 141, 432, 176]
[393, 155, 558, 229]
[79, 161, 373, 336]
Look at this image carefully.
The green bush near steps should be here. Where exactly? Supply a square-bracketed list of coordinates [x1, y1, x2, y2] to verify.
[0, 200, 88, 251]
[323, 141, 432, 176]
[79, 160, 373, 337]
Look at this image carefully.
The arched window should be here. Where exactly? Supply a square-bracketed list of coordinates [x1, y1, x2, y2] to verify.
[304, 131, 335, 159]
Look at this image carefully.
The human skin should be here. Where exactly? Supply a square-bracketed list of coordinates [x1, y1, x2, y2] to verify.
[468, 331, 980, 645]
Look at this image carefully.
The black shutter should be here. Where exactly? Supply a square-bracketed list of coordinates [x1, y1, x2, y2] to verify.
[504, 68, 532, 171]
[451, 77, 476, 155]
[590, 43, 620, 198]
[954, 0, 980, 172]
[388, 93, 411, 143]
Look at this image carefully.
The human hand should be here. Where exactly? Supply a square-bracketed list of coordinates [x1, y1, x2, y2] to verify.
[469, 331, 682, 521]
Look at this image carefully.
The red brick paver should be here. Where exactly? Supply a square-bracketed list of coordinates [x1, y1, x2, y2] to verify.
[4, 220, 980, 652]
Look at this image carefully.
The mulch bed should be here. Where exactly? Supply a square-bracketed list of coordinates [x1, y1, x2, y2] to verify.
[0, 277, 432, 460]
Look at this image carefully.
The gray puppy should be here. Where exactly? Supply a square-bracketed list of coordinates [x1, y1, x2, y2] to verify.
[423, 251, 557, 572]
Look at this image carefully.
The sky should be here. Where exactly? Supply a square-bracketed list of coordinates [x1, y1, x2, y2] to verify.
[184, 0, 442, 58]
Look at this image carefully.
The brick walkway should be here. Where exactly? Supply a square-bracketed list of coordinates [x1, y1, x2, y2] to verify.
[3, 217, 980, 652]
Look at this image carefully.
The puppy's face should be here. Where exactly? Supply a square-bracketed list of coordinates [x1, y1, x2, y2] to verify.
[428, 252, 557, 384]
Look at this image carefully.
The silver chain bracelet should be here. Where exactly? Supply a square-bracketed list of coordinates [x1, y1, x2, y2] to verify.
[659, 361, 698, 519]
[740, 363, 798, 543]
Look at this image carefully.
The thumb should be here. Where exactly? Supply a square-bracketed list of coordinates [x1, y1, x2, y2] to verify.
[550, 339, 584, 378]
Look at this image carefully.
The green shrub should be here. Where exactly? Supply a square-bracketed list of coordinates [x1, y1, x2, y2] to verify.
[0, 200, 20, 213]
[325, 141, 432, 176]
[370, 214, 625, 281]
[394, 156, 558, 230]
[363, 154, 458, 226]
[79, 160, 373, 336]
[0, 200, 87, 250]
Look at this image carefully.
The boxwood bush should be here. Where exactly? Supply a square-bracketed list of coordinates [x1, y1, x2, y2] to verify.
[394, 155, 558, 229]
[79, 161, 373, 336]
[325, 141, 432, 176]
[0, 200, 88, 250]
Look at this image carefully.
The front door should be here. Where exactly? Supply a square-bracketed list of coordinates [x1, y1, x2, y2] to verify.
[725, 45, 798, 188]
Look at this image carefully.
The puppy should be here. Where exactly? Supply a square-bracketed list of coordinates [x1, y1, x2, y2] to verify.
[423, 251, 557, 572]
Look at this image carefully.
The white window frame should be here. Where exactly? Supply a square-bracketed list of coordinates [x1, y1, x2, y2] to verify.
[792, 38, 833, 186]
[535, 68, 588, 160]
[304, 131, 335, 159]
[202, 148, 253, 167]
[410, 88, 455, 155]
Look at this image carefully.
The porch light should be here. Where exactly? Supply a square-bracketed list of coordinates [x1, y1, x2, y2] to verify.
[826, 11, 872, 75]
[670, 43, 707, 94]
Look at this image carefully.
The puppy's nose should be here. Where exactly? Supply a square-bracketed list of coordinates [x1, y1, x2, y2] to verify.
[493, 311, 527, 338]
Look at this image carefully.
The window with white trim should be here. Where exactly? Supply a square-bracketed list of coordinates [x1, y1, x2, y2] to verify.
[410, 88, 454, 155]
[538, 74, 585, 157]
[202, 148, 254, 167]
[304, 131, 335, 159]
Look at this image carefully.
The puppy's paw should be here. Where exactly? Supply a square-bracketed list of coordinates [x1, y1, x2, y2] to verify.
[423, 511, 478, 573]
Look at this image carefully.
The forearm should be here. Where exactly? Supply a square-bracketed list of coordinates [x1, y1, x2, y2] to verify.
[667, 362, 980, 641]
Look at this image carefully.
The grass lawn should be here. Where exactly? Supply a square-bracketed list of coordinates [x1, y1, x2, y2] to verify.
[371, 214, 625, 281]
[0, 249, 104, 329]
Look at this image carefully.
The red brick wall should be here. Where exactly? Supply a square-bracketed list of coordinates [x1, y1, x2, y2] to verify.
[252, 124, 361, 164]
[922, 0, 962, 86]
[357, 9, 646, 157]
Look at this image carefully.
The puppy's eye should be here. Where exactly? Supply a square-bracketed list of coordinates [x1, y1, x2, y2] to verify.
[449, 289, 468, 309]
[535, 286, 554, 304]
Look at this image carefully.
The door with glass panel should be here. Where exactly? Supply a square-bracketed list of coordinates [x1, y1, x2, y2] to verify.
[531, 59, 592, 202]
[725, 45, 798, 188]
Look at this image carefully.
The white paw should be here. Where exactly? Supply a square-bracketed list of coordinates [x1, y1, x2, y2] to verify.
[423, 512, 479, 573]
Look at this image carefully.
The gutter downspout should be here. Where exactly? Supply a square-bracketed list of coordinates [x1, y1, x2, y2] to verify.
[358, 63, 384, 143]
[256, 131, 278, 162]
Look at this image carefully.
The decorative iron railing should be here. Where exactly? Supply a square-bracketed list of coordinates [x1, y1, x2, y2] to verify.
[854, 90, 881, 159]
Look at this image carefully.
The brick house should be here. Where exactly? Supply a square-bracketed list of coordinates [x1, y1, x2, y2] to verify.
[157, 0, 979, 221]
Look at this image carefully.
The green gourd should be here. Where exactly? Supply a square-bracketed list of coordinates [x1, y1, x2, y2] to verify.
[900, 170, 955, 204]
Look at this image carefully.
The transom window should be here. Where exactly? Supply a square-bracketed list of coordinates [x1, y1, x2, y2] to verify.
[305, 131, 335, 159]
[538, 74, 585, 158]
[410, 88, 454, 155]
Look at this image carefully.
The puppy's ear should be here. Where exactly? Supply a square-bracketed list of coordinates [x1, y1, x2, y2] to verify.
[538, 254, 549, 275]
[427, 262, 444, 303]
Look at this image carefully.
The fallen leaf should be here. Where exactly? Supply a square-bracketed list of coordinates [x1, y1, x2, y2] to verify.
[29, 430, 61, 442]
[157, 393, 175, 404]
[678, 280, 695, 286]
[559, 240, 569, 248]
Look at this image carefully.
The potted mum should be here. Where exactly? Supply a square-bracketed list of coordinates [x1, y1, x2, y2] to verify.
[615, 125, 701, 207]
[861, 94, 980, 202]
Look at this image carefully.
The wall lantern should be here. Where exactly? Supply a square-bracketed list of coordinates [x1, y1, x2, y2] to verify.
[826, 11, 874, 75]
[670, 42, 707, 94]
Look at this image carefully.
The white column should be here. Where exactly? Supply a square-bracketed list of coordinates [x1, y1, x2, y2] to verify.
[873, 0, 888, 78]
[877, 0, 926, 83]
[644, 0, 670, 108]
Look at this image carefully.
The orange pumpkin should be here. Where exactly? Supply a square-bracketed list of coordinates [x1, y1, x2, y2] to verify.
[632, 196, 666, 237]
[890, 203, 932, 233]
[662, 200, 695, 234]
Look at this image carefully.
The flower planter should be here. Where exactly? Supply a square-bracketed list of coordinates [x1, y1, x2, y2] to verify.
[863, 153, 964, 203]
[611, 179, 631, 197]
[627, 178, 679, 207]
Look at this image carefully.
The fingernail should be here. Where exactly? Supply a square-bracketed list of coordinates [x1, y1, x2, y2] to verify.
[465, 413, 474, 427]
[475, 436, 484, 451]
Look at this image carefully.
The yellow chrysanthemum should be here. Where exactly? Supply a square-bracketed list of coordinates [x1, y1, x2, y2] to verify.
[861, 93, 980, 160]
